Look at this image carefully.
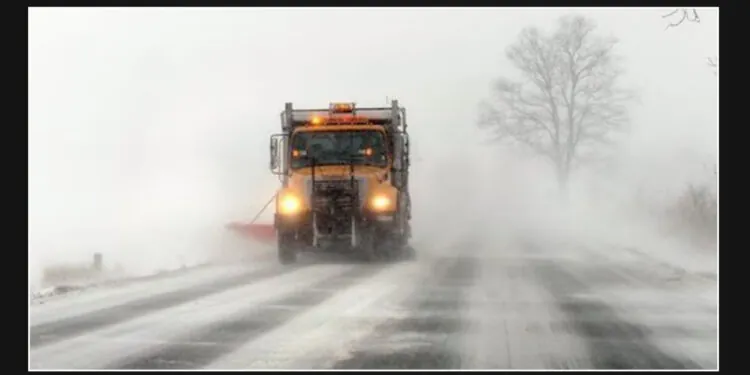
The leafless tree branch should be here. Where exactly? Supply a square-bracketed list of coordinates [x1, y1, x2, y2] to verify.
[662, 9, 717, 76]
[707, 56, 718, 76]
[663, 8, 701, 30]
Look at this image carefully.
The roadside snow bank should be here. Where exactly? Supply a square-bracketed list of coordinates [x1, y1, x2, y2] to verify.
[29, 225, 273, 301]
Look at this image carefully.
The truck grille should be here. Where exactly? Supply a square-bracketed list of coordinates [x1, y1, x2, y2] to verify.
[312, 179, 359, 192]
[311, 179, 359, 213]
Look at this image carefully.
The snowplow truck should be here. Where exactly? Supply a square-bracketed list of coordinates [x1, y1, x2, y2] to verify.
[269, 101, 412, 264]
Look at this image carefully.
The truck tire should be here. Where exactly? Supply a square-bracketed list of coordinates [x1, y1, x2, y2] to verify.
[386, 236, 414, 262]
[278, 231, 297, 265]
[358, 226, 378, 262]
[390, 214, 412, 261]
[402, 243, 416, 261]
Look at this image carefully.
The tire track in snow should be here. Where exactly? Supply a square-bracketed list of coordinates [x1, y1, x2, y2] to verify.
[203, 259, 426, 369]
[108, 263, 389, 369]
[30, 264, 353, 369]
[31, 264, 297, 348]
[331, 255, 479, 369]
[458, 255, 592, 370]
[531, 258, 701, 369]
[31, 264, 256, 325]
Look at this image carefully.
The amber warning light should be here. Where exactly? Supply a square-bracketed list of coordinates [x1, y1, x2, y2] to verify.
[330, 102, 355, 113]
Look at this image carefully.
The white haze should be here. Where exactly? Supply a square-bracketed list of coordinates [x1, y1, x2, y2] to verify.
[28, 8, 718, 290]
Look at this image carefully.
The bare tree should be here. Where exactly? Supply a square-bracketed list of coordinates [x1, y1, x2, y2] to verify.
[478, 15, 634, 193]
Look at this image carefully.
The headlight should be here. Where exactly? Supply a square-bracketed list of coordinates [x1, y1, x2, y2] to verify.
[370, 195, 391, 211]
[279, 195, 301, 214]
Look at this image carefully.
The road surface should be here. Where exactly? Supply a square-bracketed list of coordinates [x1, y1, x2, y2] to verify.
[29, 237, 717, 370]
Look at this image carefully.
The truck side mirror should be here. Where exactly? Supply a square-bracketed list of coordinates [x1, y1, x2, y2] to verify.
[269, 134, 287, 175]
[391, 132, 407, 189]
[392, 133, 403, 171]
[402, 132, 410, 168]
[392, 132, 410, 171]
[270, 138, 279, 170]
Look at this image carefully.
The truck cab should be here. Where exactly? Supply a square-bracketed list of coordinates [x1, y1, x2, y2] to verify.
[269, 101, 412, 264]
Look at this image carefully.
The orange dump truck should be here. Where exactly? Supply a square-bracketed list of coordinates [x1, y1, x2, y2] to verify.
[268, 101, 413, 264]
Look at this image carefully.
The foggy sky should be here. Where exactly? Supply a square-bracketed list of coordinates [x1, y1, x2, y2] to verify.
[28, 7, 718, 276]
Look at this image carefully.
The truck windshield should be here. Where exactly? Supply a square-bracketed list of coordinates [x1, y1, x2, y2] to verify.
[290, 130, 388, 169]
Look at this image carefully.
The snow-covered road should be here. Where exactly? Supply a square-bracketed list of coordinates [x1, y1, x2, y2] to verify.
[29, 238, 717, 370]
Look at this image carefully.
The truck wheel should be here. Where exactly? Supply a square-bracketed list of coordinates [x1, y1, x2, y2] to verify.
[387, 235, 414, 262]
[402, 243, 416, 261]
[376, 233, 399, 262]
[390, 216, 411, 261]
[358, 227, 377, 262]
[278, 231, 297, 265]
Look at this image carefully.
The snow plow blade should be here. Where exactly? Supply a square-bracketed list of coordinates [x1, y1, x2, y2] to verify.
[226, 222, 276, 244]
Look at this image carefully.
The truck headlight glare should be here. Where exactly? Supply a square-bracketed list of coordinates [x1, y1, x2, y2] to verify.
[279, 195, 301, 214]
[371, 195, 391, 211]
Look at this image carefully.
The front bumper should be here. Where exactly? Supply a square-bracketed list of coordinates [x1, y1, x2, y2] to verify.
[275, 211, 312, 231]
[275, 210, 397, 231]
